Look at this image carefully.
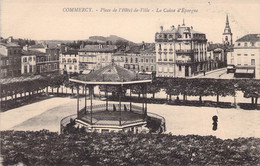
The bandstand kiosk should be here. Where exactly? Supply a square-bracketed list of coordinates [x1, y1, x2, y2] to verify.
[61, 63, 165, 134]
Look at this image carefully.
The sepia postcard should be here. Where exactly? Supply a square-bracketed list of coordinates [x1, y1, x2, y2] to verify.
[0, 0, 259, 165]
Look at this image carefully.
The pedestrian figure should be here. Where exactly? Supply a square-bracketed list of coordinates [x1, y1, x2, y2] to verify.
[212, 115, 218, 131]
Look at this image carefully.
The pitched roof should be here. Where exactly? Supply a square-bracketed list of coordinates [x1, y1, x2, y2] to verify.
[29, 43, 45, 49]
[79, 45, 117, 53]
[63, 49, 78, 54]
[21, 49, 45, 56]
[72, 64, 151, 83]
[236, 34, 260, 42]
[126, 44, 155, 54]
[0, 42, 21, 48]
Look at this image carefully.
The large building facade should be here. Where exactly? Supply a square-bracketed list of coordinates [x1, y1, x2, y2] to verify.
[78, 45, 116, 73]
[233, 34, 260, 78]
[60, 49, 79, 74]
[0, 37, 22, 78]
[155, 22, 207, 77]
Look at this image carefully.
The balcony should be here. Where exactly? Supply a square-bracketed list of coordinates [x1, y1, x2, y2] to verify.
[176, 49, 194, 54]
[176, 60, 193, 64]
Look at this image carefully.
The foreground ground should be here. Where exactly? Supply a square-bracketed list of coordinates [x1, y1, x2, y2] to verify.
[1, 130, 260, 166]
[1, 97, 259, 139]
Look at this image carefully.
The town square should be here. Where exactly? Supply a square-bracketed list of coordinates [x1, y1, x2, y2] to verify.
[0, 0, 260, 165]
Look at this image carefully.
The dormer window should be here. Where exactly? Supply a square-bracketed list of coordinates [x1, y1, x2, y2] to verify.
[244, 43, 247, 47]
[164, 34, 167, 38]
[238, 43, 241, 46]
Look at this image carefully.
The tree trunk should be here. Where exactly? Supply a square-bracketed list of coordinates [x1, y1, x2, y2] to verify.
[217, 94, 219, 105]
[199, 96, 202, 103]
[138, 93, 140, 99]
[183, 94, 185, 101]
[46, 86, 49, 95]
[57, 87, 59, 95]
[152, 92, 155, 99]
[169, 94, 172, 101]
[255, 97, 258, 107]
[52, 88, 53, 94]
[251, 97, 254, 104]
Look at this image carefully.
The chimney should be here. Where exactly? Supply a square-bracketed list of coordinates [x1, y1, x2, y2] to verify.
[126, 46, 130, 51]
[160, 26, 163, 32]
[80, 43, 85, 49]
[23, 44, 29, 51]
[171, 25, 175, 30]
[142, 41, 145, 50]
[7, 36, 13, 43]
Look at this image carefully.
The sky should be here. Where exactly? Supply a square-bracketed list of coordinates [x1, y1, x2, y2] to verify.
[0, 0, 259, 43]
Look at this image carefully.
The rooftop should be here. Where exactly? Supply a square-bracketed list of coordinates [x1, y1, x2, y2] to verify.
[79, 45, 117, 53]
[236, 34, 260, 42]
[0, 42, 21, 48]
[29, 43, 46, 49]
[70, 64, 151, 84]
[21, 49, 45, 56]
[125, 44, 155, 54]
[62, 49, 79, 55]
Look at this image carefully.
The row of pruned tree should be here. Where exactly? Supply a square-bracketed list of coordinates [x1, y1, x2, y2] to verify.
[0, 74, 67, 101]
[99, 78, 260, 106]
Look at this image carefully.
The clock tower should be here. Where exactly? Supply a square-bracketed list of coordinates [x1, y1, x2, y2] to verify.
[222, 14, 233, 45]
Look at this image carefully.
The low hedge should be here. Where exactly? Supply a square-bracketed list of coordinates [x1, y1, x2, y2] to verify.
[1, 130, 259, 165]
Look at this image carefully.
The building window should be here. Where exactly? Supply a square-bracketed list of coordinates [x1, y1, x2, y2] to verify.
[130, 58, 133, 63]
[74, 66, 77, 70]
[135, 58, 138, 63]
[125, 57, 128, 63]
[146, 59, 149, 63]
[251, 54, 255, 56]
[23, 57, 27, 62]
[244, 43, 247, 47]
[24, 65, 27, 73]
[29, 57, 32, 62]
[179, 65, 182, 71]
[244, 54, 248, 56]
[68, 59, 72, 63]
[237, 54, 241, 56]
[151, 66, 154, 71]
[151, 59, 154, 63]
[251, 42, 255, 46]
[133, 65, 135, 69]
[29, 65, 32, 73]
[238, 43, 240, 46]
[146, 66, 149, 71]
[69, 66, 72, 70]
[73, 59, 77, 63]
[251, 59, 255, 65]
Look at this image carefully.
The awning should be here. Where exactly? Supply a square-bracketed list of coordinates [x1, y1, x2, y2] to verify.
[235, 68, 255, 74]
[248, 69, 255, 74]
